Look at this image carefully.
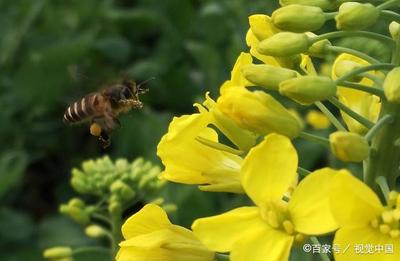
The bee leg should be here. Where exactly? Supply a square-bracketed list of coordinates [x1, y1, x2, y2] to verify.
[98, 132, 111, 148]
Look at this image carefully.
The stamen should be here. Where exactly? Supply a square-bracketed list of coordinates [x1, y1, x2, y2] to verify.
[267, 210, 279, 228]
[370, 218, 379, 228]
[294, 233, 305, 243]
[379, 224, 391, 234]
[390, 229, 400, 238]
[283, 220, 294, 235]
[382, 211, 394, 224]
[393, 209, 400, 220]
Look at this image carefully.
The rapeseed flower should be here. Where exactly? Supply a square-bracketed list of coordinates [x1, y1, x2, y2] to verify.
[192, 134, 339, 261]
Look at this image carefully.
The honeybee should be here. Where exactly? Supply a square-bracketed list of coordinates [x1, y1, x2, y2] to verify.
[63, 79, 148, 148]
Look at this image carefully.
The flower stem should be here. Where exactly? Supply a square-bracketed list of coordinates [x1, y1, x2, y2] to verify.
[335, 63, 394, 85]
[377, 0, 400, 11]
[338, 81, 384, 98]
[376, 176, 390, 203]
[314, 101, 347, 131]
[328, 97, 374, 129]
[72, 246, 111, 256]
[364, 101, 400, 192]
[310, 237, 331, 261]
[110, 211, 123, 260]
[299, 132, 330, 147]
[380, 10, 400, 22]
[298, 167, 311, 176]
[215, 253, 230, 261]
[311, 31, 394, 45]
[326, 45, 381, 64]
[365, 115, 394, 142]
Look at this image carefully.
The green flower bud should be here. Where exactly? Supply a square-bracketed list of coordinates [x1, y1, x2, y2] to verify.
[258, 32, 310, 57]
[390, 21, 400, 40]
[335, 2, 379, 31]
[68, 198, 85, 209]
[279, 0, 336, 10]
[162, 203, 177, 213]
[242, 64, 297, 91]
[384, 67, 400, 103]
[329, 131, 369, 162]
[307, 39, 331, 58]
[279, 76, 337, 105]
[110, 180, 136, 201]
[272, 4, 326, 32]
[43, 247, 72, 259]
[68, 206, 90, 225]
[85, 225, 108, 239]
[108, 200, 122, 214]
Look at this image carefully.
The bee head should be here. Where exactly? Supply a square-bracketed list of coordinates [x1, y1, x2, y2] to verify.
[121, 79, 150, 100]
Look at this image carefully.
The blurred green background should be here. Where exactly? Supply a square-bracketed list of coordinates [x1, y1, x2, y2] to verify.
[0, 0, 280, 260]
[0, 0, 391, 260]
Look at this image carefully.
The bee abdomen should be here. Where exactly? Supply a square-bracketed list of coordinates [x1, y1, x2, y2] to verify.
[63, 94, 98, 124]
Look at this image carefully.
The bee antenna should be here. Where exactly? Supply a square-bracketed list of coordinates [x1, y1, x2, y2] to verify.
[137, 77, 156, 89]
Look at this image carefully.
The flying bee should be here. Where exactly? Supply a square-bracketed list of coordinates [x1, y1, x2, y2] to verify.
[63, 79, 149, 148]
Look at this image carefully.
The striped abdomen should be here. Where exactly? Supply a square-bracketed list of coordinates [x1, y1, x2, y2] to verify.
[63, 94, 101, 124]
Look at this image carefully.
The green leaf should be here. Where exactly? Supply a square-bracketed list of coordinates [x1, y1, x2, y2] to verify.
[0, 150, 28, 198]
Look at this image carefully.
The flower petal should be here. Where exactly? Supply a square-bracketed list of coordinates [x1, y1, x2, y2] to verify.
[122, 204, 171, 239]
[330, 171, 384, 228]
[191, 207, 262, 252]
[230, 225, 293, 261]
[231, 52, 252, 86]
[241, 133, 298, 206]
[334, 226, 400, 261]
[288, 168, 339, 235]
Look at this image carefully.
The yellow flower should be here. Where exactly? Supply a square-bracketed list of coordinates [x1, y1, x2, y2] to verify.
[306, 110, 331, 129]
[117, 204, 214, 261]
[192, 134, 339, 261]
[217, 87, 302, 138]
[330, 172, 400, 260]
[157, 109, 244, 193]
[332, 53, 381, 134]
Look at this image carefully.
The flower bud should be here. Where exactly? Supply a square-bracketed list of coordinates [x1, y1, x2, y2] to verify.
[390, 21, 400, 40]
[108, 200, 122, 214]
[85, 225, 108, 239]
[307, 39, 331, 58]
[110, 180, 136, 201]
[217, 87, 302, 138]
[272, 4, 326, 32]
[241, 64, 297, 91]
[43, 247, 72, 260]
[306, 110, 330, 129]
[329, 131, 369, 162]
[335, 2, 379, 31]
[384, 67, 400, 103]
[279, 76, 337, 105]
[68, 198, 85, 208]
[67, 206, 90, 225]
[279, 0, 336, 10]
[258, 32, 310, 57]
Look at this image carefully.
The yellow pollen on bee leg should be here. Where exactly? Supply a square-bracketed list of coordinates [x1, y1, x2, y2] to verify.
[90, 123, 102, 137]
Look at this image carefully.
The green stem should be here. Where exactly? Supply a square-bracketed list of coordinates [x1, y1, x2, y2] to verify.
[338, 81, 385, 98]
[298, 167, 311, 176]
[215, 253, 230, 261]
[359, 73, 384, 86]
[110, 211, 123, 260]
[377, 0, 400, 10]
[310, 237, 331, 261]
[72, 246, 111, 256]
[364, 102, 400, 192]
[299, 132, 330, 147]
[326, 45, 381, 64]
[311, 31, 394, 45]
[365, 114, 394, 142]
[335, 63, 394, 85]
[324, 12, 338, 20]
[328, 97, 374, 129]
[376, 176, 390, 203]
[380, 10, 400, 22]
[314, 101, 347, 131]
[92, 213, 112, 225]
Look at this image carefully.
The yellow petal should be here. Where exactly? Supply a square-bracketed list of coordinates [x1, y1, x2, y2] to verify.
[246, 29, 281, 66]
[334, 226, 400, 261]
[230, 225, 293, 261]
[300, 54, 317, 75]
[241, 133, 298, 206]
[248, 14, 279, 41]
[191, 207, 262, 252]
[122, 204, 170, 239]
[288, 168, 339, 235]
[231, 52, 252, 86]
[117, 246, 214, 261]
[330, 171, 384, 228]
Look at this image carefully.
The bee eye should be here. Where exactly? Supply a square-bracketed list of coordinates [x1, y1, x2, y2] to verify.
[121, 87, 132, 99]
